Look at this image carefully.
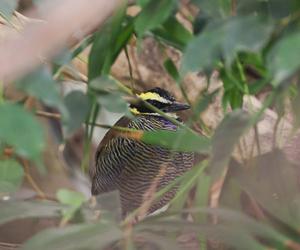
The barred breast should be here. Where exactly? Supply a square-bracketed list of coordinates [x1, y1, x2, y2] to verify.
[92, 115, 194, 215]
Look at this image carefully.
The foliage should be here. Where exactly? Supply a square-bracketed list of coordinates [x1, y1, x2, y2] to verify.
[1, 0, 300, 249]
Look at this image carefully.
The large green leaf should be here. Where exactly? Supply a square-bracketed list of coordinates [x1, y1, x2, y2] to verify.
[0, 0, 18, 20]
[181, 15, 273, 74]
[135, 0, 178, 36]
[0, 103, 44, 159]
[210, 110, 250, 178]
[0, 159, 24, 194]
[63, 91, 91, 137]
[17, 68, 67, 117]
[0, 201, 63, 225]
[141, 128, 211, 153]
[267, 31, 300, 87]
[22, 223, 123, 250]
[88, 4, 129, 80]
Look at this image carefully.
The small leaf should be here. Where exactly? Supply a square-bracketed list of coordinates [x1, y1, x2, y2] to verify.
[267, 31, 300, 87]
[22, 223, 123, 250]
[90, 76, 128, 113]
[135, 0, 178, 36]
[0, 103, 44, 159]
[141, 128, 211, 153]
[210, 110, 250, 178]
[63, 91, 91, 137]
[17, 67, 67, 117]
[0, 200, 63, 225]
[56, 189, 86, 222]
[0, 0, 18, 20]
[0, 159, 24, 193]
[182, 16, 273, 74]
[56, 189, 86, 208]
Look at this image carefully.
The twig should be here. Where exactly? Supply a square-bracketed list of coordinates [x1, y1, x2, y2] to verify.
[21, 159, 47, 200]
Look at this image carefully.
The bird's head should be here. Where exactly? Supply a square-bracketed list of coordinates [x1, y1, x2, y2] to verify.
[129, 87, 190, 117]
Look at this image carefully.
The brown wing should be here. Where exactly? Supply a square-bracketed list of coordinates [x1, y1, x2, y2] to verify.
[90, 116, 131, 193]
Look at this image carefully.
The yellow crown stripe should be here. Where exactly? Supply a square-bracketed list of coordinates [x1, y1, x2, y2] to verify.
[138, 92, 171, 103]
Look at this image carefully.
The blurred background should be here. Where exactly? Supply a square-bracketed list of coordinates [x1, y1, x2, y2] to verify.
[1, 0, 300, 249]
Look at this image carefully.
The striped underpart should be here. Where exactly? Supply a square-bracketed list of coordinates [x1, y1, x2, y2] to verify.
[93, 115, 194, 215]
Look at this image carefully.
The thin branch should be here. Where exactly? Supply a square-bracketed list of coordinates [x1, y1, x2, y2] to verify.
[22, 159, 47, 200]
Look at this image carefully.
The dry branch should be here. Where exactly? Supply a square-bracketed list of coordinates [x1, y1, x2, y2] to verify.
[0, 0, 122, 83]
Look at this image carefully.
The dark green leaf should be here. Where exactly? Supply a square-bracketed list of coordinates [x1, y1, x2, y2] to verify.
[88, 4, 128, 80]
[267, 31, 300, 87]
[0, 103, 44, 159]
[63, 91, 91, 137]
[135, 0, 178, 36]
[192, 0, 231, 17]
[164, 58, 179, 81]
[0, 159, 24, 193]
[17, 67, 67, 117]
[0, 0, 17, 19]
[210, 110, 250, 178]
[152, 16, 193, 50]
[22, 223, 123, 250]
[0, 201, 63, 225]
[142, 129, 211, 153]
[182, 16, 273, 74]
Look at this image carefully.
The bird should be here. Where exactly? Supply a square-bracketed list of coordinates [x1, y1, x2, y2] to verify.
[90, 87, 194, 216]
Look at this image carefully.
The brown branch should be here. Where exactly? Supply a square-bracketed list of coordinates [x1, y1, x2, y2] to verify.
[21, 159, 47, 200]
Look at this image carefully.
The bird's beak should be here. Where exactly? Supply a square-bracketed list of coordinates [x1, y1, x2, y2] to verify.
[164, 102, 190, 112]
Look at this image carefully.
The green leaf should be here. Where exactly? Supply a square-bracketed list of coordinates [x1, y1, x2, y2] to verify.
[17, 67, 67, 117]
[135, 0, 178, 36]
[88, 4, 128, 80]
[164, 58, 180, 81]
[182, 16, 273, 74]
[56, 189, 86, 208]
[0, 103, 44, 159]
[22, 223, 123, 250]
[267, 31, 300, 87]
[152, 16, 193, 50]
[90, 76, 128, 113]
[0, 159, 24, 193]
[0, 0, 18, 20]
[0, 201, 63, 225]
[63, 91, 91, 137]
[142, 128, 211, 153]
[169, 160, 208, 211]
[192, 0, 231, 17]
[56, 189, 86, 221]
[210, 110, 250, 178]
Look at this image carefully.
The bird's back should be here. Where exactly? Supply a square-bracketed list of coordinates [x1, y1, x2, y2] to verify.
[92, 115, 194, 215]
